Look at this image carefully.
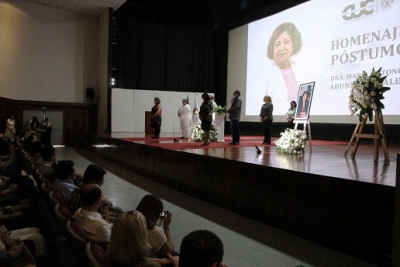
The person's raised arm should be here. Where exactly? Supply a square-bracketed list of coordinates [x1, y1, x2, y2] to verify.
[159, 211, 175, 255]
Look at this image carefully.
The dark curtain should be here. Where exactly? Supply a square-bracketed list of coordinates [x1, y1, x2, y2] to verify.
[213, 29, 228, 107]
[165, 26, 213, 93]
[116, 15, 215, 95]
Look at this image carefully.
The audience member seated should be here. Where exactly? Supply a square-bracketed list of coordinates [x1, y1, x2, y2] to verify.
[0, 149, 23, 180]
[0, 180, 28, 207]
[0, 142, 39, 201]
[0, 205, 23, 223]
[22, 135, 36, 154]
[72, 184, 112, 243]
[38, 145, 56, 178]
[176, 230, 228, 267]
[107, 211, 177, 267]
[15, 131, 25, 144]
[0, 233, 36, 267]
[136, 194, 176, 258]
[0, 134, 11, 159]
[69, 164, 114, 222]
[3, 174, 37, 202]
[0, 203, 45, 232]
[25, 141, 43, 165]
[0, 224, 46, 256]
[52, 160, 79, 203]
[0, 173, 33, 207]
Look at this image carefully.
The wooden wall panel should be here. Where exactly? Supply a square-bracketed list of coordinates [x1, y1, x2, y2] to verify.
[0, 97, 97, 146]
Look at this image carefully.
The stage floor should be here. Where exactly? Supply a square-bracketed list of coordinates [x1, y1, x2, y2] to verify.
[110, 132, 398, 187]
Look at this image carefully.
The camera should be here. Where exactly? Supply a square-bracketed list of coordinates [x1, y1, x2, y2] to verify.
[157, 211, 169, 226]
[159, 211, 169, 218]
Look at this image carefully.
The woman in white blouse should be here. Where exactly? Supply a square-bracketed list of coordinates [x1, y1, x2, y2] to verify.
[286, 101, 297, 129]
[177, 99, 192, 139]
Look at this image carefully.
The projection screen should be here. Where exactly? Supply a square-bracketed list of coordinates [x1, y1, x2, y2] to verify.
[227, 0, 400, 124]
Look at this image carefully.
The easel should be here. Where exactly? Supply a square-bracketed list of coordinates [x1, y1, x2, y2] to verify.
[344, 109, 389, 162]
[294, 119, 312, 152]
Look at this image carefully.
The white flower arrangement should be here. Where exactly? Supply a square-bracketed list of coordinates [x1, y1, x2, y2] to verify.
[349, 67, 390, 121]
[275, 129, 307, 155]
[213, 105, 227, 115]
[190, 122, 218, 142]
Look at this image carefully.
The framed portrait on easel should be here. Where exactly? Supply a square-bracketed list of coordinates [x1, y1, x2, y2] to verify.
[295, 82, 315, 120]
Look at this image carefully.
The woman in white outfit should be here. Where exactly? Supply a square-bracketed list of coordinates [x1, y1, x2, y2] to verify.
[177, 99, 192, 139]
[5, 115, 16, 142]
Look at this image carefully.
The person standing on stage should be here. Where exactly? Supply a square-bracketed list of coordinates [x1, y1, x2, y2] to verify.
[150, 97, 162, 139]
[177, 99, 192, 139]
[199, 93, 213, 146]
[210, 96, 217, 123]
[227, 90, 242, 145]
[286, 101, 296, 129]
[210, 96, 217, 109]
[260, 95, 274, 145]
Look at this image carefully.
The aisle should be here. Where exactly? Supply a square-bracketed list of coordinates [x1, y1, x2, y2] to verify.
[55, 147, 378, 267]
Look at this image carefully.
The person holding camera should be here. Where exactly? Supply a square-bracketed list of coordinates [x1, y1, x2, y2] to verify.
[136, 194, 176, 258]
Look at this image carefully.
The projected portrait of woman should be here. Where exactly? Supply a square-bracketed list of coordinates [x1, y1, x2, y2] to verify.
[264, 22, 305, 112]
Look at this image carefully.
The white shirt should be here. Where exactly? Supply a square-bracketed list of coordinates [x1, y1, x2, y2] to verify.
[72, 208, 113, 243]
[177, 104, 192, 121]
[146, 225, 167, 258]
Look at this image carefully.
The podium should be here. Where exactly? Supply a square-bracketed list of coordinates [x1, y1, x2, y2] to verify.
[214, 114, 225, 142]
[145, 111, 154, 134]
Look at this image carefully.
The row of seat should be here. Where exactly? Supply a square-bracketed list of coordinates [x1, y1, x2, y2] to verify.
[17, 141, 109, 267]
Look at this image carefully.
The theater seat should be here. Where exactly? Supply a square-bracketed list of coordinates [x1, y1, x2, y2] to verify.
[54, 203, 73, 224]
[49, 190, 65, 205]
[66, 219, 92, 243]
[66, 219, 94, 261]
[86, 242, 110, 267]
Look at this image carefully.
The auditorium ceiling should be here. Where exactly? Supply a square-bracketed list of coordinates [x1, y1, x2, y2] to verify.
[24, 0, 307, 30]
[114, 0, 308, 29]
[24, 0, 127, 16]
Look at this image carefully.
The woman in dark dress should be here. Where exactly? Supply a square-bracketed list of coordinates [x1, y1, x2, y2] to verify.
[259, 95, 274, 145]
[150, 97, 162, 139]
[199, 93, 213, 146]
[40, 118, 52, 146]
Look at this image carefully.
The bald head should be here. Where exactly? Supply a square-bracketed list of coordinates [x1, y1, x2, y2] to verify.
[80, 184, 102, 206]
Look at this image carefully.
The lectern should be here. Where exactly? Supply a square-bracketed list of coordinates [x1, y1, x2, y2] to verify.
[145, 111, 154, 134]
